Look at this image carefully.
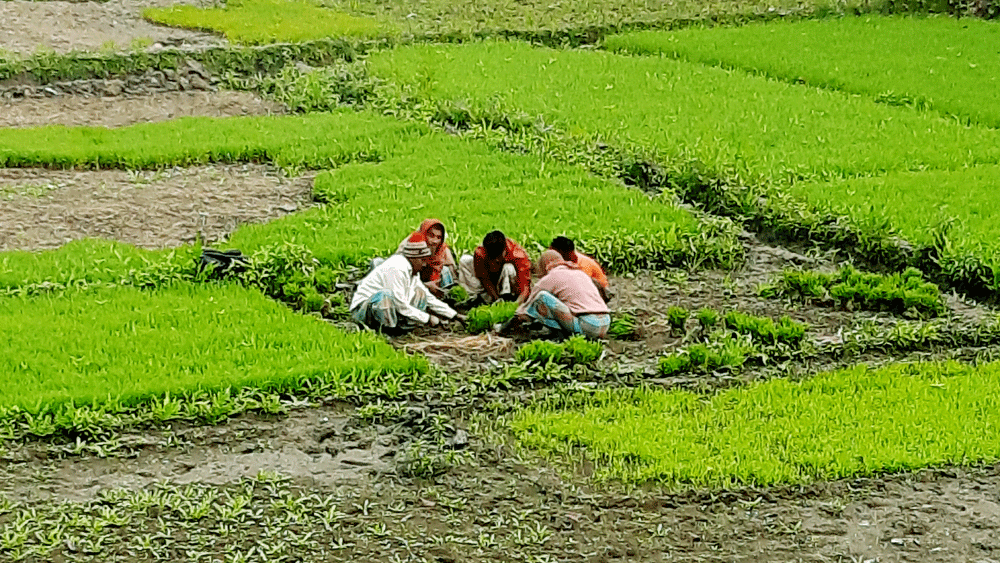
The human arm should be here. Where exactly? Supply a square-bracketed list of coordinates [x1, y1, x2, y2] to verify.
[385, 267, 432, 324]
[512, 249, 533, 301]
[474, 250, 502, 302]
[595, 279, 611, 303]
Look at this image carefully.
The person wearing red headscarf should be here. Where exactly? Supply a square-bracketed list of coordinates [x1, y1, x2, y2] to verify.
[396, 218, 457, 299]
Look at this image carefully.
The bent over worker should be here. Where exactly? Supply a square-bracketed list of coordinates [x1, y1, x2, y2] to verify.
[501, 250, 611, 339]
[351, 232, 464, 335]
[458, 230, 531, 304]
[549, 235, 611, 302]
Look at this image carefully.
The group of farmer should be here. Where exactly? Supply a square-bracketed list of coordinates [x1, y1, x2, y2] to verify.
[349, 219, 612, 339]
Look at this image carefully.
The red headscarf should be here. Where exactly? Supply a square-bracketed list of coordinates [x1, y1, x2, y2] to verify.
[414, 218, 452, 282]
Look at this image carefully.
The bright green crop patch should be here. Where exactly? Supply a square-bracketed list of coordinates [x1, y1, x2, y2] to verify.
[789, 166, 1000, 272]
[144, 0, 395, 44]
[513, 361, 1000, 487]
[0, 110, 428, 170]
[0, 239, 164, 292]
[607, 16, 1000, 128]
[0, 283, 426, 414]
[225, 132, 733, 271]
[368, 42, 1000, 186]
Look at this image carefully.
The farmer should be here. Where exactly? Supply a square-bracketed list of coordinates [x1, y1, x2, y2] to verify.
[549, 235, 611, 302]
[351, 232, 464, 335]
[458, 230, 532, 305]
[500, 250, 611, 339]
[397, 218, 457, 299]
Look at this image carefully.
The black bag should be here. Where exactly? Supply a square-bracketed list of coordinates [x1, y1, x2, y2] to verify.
[199, 248, 249, 276]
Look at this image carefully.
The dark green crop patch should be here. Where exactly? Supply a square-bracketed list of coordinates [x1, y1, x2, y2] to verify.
[759, 265, 945, 317]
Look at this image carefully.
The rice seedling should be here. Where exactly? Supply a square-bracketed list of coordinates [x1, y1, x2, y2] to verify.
[515, 360, 1000, 487]
[787, 165, 1000, 282]
[0, 283, 426, 416]
[0, 109, 428, 171]
[367, 42, 1000, 187]
[226, 130, 736, 272]
[666, 306, 689, 336]
[515, 336, 603, 365]
[466, 302, 518, 334]
[608, 16, 1000, 128]
[607, 312, 639, 340]
[759, 265, 945, 316]
[144, 0, 395, 44]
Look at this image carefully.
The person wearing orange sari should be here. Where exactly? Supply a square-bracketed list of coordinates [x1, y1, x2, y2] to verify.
[395, 219, 457, 299]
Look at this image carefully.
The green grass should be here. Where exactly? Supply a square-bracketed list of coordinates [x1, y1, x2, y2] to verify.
[368, 42, 1000, 187]
[224, 131, 734, 271]
[606, 16, 1000, 128]
[144, 0, 395, 44]
[789, 166, 1000, 271]
[0, 283, 426, 414]
[0, 110, 428, 170]
[514, 361, 1000, 487]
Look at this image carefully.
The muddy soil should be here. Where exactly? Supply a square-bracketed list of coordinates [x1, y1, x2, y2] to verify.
[3, 402, 1000, 562]
[0, 90, 285, 129]
[0, 0, 224, 56]
[0, 165, 313, 251]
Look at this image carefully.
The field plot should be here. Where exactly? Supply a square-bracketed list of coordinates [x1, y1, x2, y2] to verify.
[227, 131, 738, 270]
[0, 110, 427, 170]
[0, 165, 312, 252]
[0, 91, 285, 130]
[515, 361, 1000, 487]
[367, 42, 1000, 186]
[144, 0, 395, 44]
[0, 283, 425, 414]
[608, 16, 1000, 127]
[789, 165, 1000, 273]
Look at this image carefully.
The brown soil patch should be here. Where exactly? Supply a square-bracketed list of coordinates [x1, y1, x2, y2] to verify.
[0, 90, 286, 129]
[0, 166, 313, 251]
[0, 0, 224, 55]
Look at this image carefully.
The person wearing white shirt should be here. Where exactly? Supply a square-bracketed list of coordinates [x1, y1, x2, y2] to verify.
[350, 232, 464, 335]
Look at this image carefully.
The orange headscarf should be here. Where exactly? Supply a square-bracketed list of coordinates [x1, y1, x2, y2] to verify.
[414, 218, 452, 282]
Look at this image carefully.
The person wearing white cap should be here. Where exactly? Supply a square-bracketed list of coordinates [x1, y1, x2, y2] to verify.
[350, 232, 465, 335]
